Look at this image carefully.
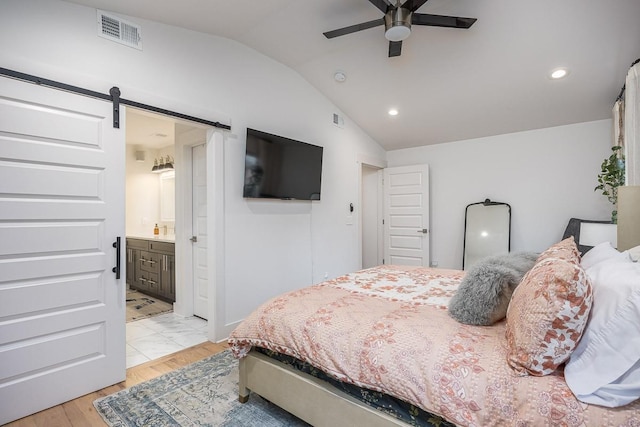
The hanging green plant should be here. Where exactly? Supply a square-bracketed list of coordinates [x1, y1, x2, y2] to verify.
[595, 145, 625, 223]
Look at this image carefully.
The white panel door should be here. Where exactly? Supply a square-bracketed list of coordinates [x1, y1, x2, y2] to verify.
[192, 144, 208, 319]
[0, 77, 125, 424]
[384, 165, 430, 266]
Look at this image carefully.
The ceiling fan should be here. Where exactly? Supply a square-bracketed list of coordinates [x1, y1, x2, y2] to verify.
[323, 0, 477, 57]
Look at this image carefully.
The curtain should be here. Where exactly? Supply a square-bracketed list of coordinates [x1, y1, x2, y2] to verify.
[624, 62, 639, 185]
[613, 98, 624, 148]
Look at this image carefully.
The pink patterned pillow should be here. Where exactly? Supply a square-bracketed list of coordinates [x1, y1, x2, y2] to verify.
[505, 253, 593, 376]
[535, 236, 580, 263]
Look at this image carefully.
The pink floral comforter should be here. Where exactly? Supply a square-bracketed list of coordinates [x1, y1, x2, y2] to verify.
[228, 265, 640, 427]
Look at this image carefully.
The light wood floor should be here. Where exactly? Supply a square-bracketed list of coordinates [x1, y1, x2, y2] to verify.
[6, 341, 229, 427]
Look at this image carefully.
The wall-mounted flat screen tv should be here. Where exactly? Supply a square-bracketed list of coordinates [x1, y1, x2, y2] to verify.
[243, 128, 323, 200]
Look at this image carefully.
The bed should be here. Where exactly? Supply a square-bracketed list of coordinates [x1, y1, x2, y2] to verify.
[228, 238, 640, 426]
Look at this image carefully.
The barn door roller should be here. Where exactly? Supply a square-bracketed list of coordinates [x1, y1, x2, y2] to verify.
[110, 87, 121, 129]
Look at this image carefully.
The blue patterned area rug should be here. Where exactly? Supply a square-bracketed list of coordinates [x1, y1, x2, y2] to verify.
[94, 350, 309, 426]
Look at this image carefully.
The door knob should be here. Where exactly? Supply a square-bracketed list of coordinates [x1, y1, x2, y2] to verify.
[417, 229, 428, 234]
[190, 236, 198, 242]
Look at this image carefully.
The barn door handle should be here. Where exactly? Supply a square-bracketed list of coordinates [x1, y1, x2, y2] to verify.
[112, 237, 121, 279]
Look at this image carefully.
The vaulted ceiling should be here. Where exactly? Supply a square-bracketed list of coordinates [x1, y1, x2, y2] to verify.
[65, 0, 640, 150]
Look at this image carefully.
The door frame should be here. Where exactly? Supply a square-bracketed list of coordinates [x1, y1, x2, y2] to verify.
[357, 155, 386, 270]
[174, 126, 225, 342]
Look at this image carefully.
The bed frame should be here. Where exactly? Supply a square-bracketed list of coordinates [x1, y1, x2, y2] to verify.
[238, 350, 410, 427]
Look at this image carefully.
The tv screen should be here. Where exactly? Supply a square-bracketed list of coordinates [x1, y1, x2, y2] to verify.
[243, 128, 323, 200]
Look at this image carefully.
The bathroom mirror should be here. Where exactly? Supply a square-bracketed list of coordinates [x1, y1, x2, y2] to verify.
[159, 171, 175, 222]
[463, 199, 511, 269]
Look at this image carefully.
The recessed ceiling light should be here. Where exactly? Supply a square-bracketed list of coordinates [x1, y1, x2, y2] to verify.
[388, 109, 399, 116]
[550, 68, 569, 79]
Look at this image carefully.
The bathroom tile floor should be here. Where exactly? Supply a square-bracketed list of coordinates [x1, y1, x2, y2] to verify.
[126, 312, 209, 368]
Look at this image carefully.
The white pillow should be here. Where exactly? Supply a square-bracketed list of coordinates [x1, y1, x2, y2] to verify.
[580, 241, 629, 270]
[564, 258, 640, 407]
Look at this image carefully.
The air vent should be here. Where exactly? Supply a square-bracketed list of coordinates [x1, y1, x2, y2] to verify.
[97, 10, 143, 50]
[333, 113, 345, 128]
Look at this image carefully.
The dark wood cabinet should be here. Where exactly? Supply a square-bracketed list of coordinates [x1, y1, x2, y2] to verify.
[126, 247, 136, 285]
[160, 252, 176, 301]
[126, 238, 175, 303]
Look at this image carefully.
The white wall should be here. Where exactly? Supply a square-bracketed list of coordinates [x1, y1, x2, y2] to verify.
[0, 0, 386, 336]
[387, 119, 615, 270]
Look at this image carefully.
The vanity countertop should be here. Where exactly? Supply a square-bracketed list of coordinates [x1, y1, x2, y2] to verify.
[127, 234, 175, 243]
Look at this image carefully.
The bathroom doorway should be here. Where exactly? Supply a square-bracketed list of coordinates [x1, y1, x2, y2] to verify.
[124, 108, 209, 368]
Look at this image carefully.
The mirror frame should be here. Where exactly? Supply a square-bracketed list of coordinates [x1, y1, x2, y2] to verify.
[462, 199, 511, 269]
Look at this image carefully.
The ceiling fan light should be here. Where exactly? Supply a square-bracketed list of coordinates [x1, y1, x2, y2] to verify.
[384, 7, 412, 42]
[385, 25, 411, 42]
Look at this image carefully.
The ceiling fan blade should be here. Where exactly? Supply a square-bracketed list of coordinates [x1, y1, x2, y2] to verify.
[369, 0, 393, 13]
[323, 18, 384, 39]
[401, 0, 430, 12]
[389, 41, 402, 57]
[412, 13, 477, 28]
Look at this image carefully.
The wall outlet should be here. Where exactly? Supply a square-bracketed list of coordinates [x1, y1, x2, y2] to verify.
[324, 272, 329, 279]
[430, 261, 439, 268]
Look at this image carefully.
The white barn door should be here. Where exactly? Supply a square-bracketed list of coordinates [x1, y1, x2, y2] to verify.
[383, 164, 430, 266]
[0, 77, 126, 424]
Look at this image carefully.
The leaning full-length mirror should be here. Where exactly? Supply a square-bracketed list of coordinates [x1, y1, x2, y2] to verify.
[463, 200, 511, 269]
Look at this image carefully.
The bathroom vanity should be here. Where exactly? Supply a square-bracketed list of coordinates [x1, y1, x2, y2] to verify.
[126, 236, 175, 303]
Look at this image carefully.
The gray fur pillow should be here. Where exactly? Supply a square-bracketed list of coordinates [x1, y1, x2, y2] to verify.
[448, 252, 538, 326]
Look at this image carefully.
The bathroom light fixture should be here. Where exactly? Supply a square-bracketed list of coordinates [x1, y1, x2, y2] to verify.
[388, 108, 399, 116]
[151, 155, 174, 173]
[163, 156, 174, 171]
